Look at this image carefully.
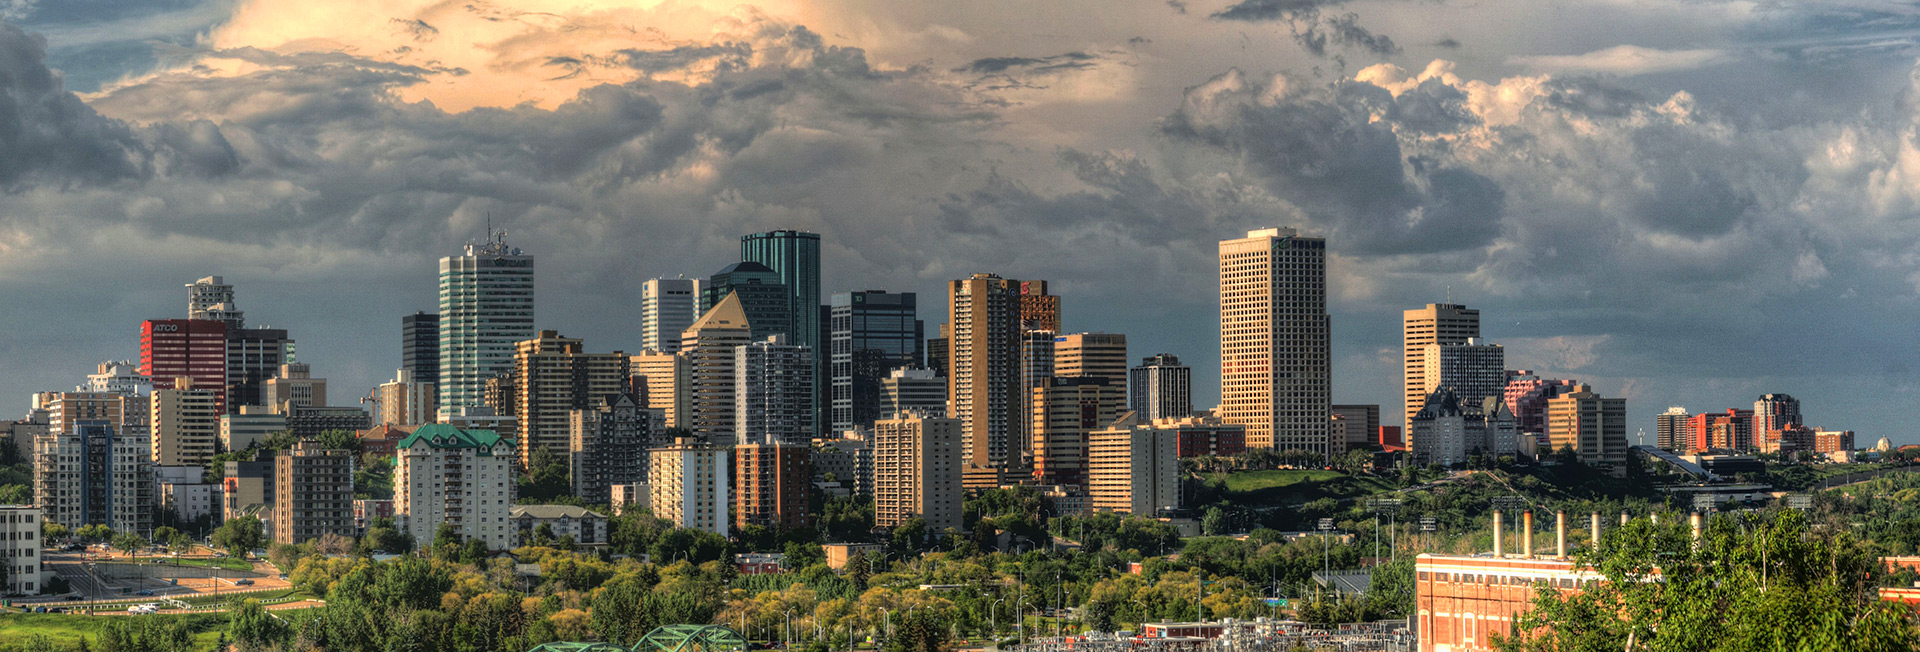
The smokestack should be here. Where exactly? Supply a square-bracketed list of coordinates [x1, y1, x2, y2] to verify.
[1691, 512, 1703, 547]
[1591, 512, 1601, 549]
[1493, 511, 1504, 557]
[1556, 511, 1567, 559]
[1522, 511, 1534, 559]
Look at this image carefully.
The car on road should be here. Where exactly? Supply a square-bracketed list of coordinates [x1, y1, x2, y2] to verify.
[135, 590, 154, 596]
[62, 595, 83, 601]
[234, 579, 254, 586]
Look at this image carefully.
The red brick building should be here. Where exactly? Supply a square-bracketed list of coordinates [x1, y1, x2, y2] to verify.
[140, 319, 228, 413]
[1416, 554, 1594, 652]
[733, 442, 809, 529]
[357, 424, 415, 458]
[1172, 422, 1247, 458]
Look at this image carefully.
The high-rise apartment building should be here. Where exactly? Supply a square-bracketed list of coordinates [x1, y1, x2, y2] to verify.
[1029, 377, 1127, 487]
[262, 363, 327, 413]
[641, 277, 703, 354]
[1018, 329, 1056, 444]
[42, 392, 135, 437]
[1545, 384, 1629, 468]
[0, 506, 43, 594]
[631, 352, 689, 429]
[1655, 406, 1690, 452]
[1404, 304, 1480, 431]
[812, 431, 874, 497]
[227, 326, 294, 413]
[947, 273, 1023, 473]
[881, 368, 946, 419]
[702, 262, 792, 342]
[649, 437, 730, 535]
[375, 369, 437, 426]
[872, 414, 962, 532]
[828, 291, 925, 433]
[439, 231, 535, 410]
[150, 378, 219, 466]
[140, 319, 229, 414]
[1219, 228, 1330, 453]
[1054, 333, 1129, 388]
[394, 424, 516, 550]
[273, 440, 356, 545]
[402, 312, 440, 386]
[568, 394, 655, 506]
[736, 335, 813, 446]
[1753, 394, 1802, 438]
[1087, 414, 1182, 516]
[682, 293, 753, 443]
[509, 331, 629, 467]
[1129, 354, 1192, 421]
[733, 442, 810, 529]
[187, 276, 245, 327]
[36, 419, 152, 532]
[1408, 338, 1505, 454]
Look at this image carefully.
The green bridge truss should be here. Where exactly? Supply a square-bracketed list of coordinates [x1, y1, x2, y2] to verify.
[527, 624, 746, 652]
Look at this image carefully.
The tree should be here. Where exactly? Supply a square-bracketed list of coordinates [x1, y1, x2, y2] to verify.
[373, 557, 453, 610]
[518, 446, 571, 502]
[112, 533, 148, 556]
[41, 522, 68, 545]
[1496, 510, 1920, 651]
[844, 550, 871, 592]
[1201, 507, 1227, 536]
[228, 598, 291, 650]
[885, 609, 951, 652]
[315, 429, 359, 453]
[212, 516, 264, 556]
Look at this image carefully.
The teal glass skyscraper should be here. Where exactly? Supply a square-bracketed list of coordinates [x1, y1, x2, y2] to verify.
[740, 230, 823, 431]
[438, 230, 534, 410]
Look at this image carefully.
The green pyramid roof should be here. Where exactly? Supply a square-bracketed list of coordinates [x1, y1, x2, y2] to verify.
[397, 423, 513, 455]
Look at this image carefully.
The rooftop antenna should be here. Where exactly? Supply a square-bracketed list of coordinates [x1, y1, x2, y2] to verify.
[1446, 284, 1452, 305]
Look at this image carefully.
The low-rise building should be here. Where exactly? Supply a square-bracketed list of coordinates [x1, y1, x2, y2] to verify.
[823, 542, 883, 570]
[510, 505, 609, 547]
[356, 424, 414, 458]
[354, 499, 394, 533]
[735, 552, 785, 575]
[221, 406, 286, 452]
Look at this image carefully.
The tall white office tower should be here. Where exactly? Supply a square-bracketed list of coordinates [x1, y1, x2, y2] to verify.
[641, 277, 702, 354]
[438, 230, 534, 410]
[1219, 228, 1330, 455]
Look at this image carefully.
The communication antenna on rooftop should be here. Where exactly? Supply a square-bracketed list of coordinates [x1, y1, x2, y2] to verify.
[1446, 285, 1451, 304]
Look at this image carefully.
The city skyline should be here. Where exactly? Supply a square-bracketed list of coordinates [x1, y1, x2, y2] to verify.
[0, 1, 1914, 442]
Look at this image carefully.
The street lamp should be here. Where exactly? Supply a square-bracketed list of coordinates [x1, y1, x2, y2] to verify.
[785, 608, 796, 645]
[992, 598, 1005, 639]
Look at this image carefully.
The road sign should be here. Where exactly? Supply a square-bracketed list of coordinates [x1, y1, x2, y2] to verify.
[1367, 498, 1403, 514]
[1692, 495, 1717, 512]
[1317, 518, 1334, 531]
[1419, 516, 1437, 532]
[1787, 495, 1813, 510]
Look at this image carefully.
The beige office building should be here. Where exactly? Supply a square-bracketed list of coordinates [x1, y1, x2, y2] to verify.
[1546, 384, 1629, 469]
[1053, 333, 1129, 388]
[649, 437, 729, 535]
[1404, 303, 1480, 431]
[1029, 377, 1127, 487]
[1219, 228, 1330, 453]
[947, 274, 1023, 472]
[631, 351, 690, 428]
[509, 331, 629, 467]
[262, 363, 328, 414]
[872, 414, 963, 533]
[681, 293, 753, 444]
[1088, 414, 1181, 516]
[151, 378, 219, 466]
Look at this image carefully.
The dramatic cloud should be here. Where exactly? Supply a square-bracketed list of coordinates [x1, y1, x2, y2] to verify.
[5, 0, 1920, 439]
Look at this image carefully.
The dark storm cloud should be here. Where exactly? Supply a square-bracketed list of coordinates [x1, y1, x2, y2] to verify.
[1212, 0, 1400, 57]
[958, 51, 1097, 75]
[1162, 69, 1500, 254]
[0, 21, 145, 186]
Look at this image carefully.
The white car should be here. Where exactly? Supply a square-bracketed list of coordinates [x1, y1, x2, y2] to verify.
[127, 605, 155, 614]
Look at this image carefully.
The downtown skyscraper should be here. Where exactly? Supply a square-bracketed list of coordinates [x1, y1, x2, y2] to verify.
[1219, 228, 1330, 455]
[640, 277, 702, 354]
[740, 230, 824, 435]
[828, 290, 925, 434]
[948, 273, 1023, 474]
[438, 231, 534, 410]
[1404, 303, 1481, 432]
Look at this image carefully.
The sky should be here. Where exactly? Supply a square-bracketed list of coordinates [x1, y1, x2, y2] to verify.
[3, 0, 1920, 444]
